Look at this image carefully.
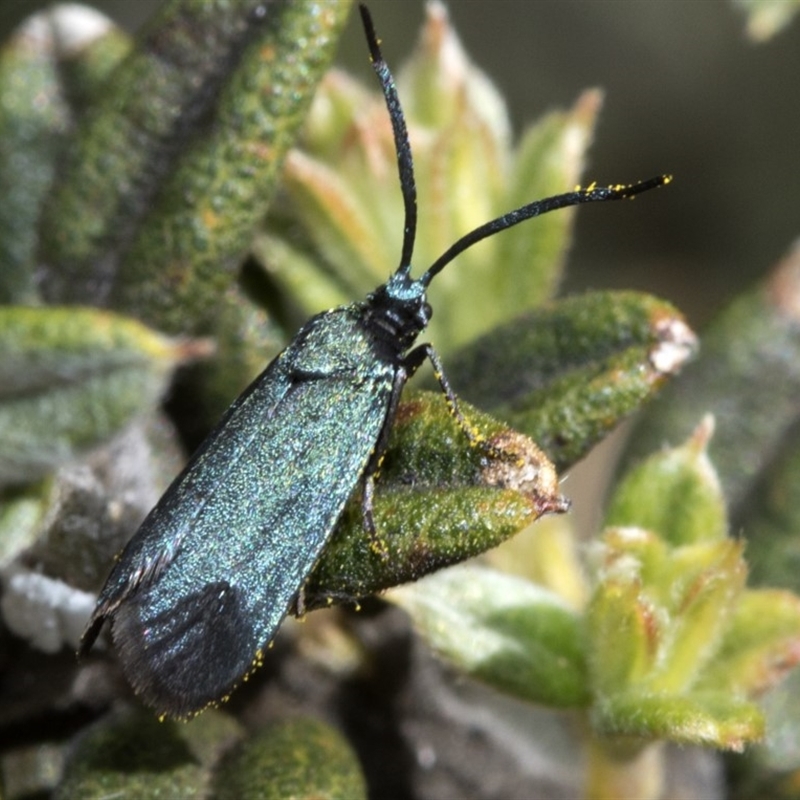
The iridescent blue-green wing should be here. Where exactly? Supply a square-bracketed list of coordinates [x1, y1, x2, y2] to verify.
[109, 368, 392, 716]
[80, 350, 298, 634]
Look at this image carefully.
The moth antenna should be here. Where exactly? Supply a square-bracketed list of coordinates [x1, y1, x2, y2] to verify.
[420, 175, 672, 287]
[359, 4, 418, 273]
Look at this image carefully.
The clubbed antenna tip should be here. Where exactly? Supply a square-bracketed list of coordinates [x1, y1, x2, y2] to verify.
[421, 175, 672, 285]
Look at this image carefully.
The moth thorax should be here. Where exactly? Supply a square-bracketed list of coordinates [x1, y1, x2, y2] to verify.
[363, 275, 432, 356]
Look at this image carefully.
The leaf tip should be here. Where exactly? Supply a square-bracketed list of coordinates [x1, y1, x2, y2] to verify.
[649, 316, 698, 376]
[482, 430, 570, 517]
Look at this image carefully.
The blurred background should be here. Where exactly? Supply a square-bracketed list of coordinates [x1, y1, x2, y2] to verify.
[2, 0, 798, 333]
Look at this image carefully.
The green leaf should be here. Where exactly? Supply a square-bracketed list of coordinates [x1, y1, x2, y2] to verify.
[0, 480, 50, 567]
[111, 1, 353, 335]
[605, 416, 727, 546]
[389, 565, 590, 709]
[598, 527, 669, 595]
[55, 708, 243, 799]
[0, 306, 201, 485]
[398, 2, 511, 143]
[213, 717, 367, 800]
[696, 589, 800, 696]
[41, 0, 283, 302]
[592, 690, 764, 751]
[448, 290, 697, 470]
[49, 6, 132, 111]
[642, 540, 746, 694]
[494, 90, 602, 313]
[587, 577, 659, 696]
[301, 390, 568, 609]
[591, 525, 748, 697]
[0, 8, 70, 303]
[37, 1, 351, 333]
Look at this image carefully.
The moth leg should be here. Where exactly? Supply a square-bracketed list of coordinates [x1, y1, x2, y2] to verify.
[405, 343, 506, 459]
[293, 585, 307, 618]
[361, 472, 388, 560]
